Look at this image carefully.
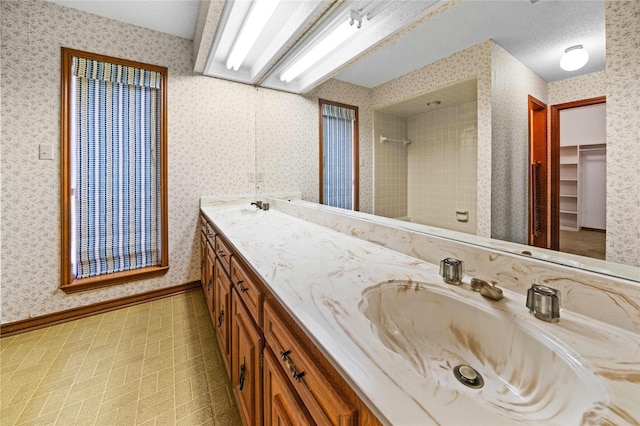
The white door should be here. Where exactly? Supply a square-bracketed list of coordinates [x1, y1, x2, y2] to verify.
[580, 149, 606, 230]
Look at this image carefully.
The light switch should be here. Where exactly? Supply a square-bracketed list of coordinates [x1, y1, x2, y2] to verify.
[39, 144, 54, 160]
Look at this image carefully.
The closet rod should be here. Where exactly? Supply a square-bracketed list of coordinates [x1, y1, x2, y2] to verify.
[380, 135, 411, 145]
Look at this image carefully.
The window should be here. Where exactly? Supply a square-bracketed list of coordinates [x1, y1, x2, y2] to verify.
[60, 48, 168, 293]
[319, 99, 359, 210]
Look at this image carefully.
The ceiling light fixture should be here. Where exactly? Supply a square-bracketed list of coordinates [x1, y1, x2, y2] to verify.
[560, 45, 589, 71]
[226, 0, 281, 71]
[280, 15, 362, 83]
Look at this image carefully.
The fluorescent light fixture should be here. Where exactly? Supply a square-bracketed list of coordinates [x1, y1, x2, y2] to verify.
[280, 18, 359, 83]
[560, 45, 589, 71]
[226, 0, 281, 71]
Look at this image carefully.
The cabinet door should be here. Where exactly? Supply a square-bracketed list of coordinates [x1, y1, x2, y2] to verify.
[232, 290, 263, 426]
[214, 258, 232, 375]
[264, 347, 314, 426]
[200, 231, 207, 288]
[204, 240, 216, 313]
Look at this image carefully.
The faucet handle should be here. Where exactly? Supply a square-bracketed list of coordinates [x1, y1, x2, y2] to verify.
[440, 258, 464, 285]
[526, 284, 561, 322]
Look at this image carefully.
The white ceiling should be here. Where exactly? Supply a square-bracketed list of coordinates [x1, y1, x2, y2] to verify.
[48, 0, 605, 86]
[376, 78, 478, 117]
[47, 0, 200, 40]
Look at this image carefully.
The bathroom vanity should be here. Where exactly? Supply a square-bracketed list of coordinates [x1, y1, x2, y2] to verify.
[200, 194, 639, 425]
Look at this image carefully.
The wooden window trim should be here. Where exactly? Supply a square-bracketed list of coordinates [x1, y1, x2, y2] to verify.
[318, 99, 359, 211]
[59, 47, 169, 293]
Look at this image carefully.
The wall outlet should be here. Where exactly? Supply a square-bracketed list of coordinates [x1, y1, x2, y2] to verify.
[39, 144, 54, 160]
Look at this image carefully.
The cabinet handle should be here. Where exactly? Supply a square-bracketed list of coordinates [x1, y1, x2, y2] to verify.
[217, 309, 224, 328]
[200, 260, 204, 269]
[280, 350, 306, 382]
[207, 278, 212, 291]
[218, 251, 226, 258]
[236, 280, 249, 293]
[238, 361, 246, 391]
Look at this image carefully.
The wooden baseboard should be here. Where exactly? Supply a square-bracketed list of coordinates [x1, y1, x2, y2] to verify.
[0, 281, 201, 337]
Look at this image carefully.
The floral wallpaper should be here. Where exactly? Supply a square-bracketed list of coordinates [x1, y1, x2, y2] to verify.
[490, 42, 548, 245]
[548, 71, 606, 106]
[2, 0, 638, 325]
[605, 0, 640, 267]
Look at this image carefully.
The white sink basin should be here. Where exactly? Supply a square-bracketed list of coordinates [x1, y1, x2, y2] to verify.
[359, 280, 610, 424]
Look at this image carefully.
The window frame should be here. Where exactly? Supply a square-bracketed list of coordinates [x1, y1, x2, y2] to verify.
[318, 99, 359, 211]
[60, 47, 169, 293]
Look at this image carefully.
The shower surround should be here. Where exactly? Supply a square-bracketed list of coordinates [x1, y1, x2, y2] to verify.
[374, 101, 478, 234]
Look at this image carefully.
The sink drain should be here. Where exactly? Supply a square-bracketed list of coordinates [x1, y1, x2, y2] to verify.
[454, 365, 484, 389]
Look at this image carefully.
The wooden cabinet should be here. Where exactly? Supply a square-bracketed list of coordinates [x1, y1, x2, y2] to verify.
[214, 258, 232, 373]
[201, 215, 381, 426]
[232, 290, 263, 426]
[263, 347, 313, 426]
[200, 215, 216, 312]
[200, 230, 207, 288]
[264, 300, 355, 426]
[204, 241, 215, 313]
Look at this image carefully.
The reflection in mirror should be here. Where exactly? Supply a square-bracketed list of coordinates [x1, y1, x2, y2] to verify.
[374, 78, 478, 235]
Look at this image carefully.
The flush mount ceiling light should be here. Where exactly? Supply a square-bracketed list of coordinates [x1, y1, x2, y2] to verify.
[560, 45, 589, 71]
[226, 0, 281, 71]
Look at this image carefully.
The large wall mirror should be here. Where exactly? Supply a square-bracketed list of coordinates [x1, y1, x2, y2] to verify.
[253, 0, 639, 283]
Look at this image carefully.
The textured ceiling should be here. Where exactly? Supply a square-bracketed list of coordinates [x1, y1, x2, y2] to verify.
[336, 0, 605, 87]
[376, 78, 478, 117]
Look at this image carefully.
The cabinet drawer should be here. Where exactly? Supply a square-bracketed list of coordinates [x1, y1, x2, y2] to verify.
[264, 300, 356, 426]
[231, 257, 264, 327]
[264, 347, 314, 426]
[215, 234, 233, 275]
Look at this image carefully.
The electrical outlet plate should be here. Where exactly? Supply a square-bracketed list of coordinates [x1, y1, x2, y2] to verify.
[39, 144, 54, 160]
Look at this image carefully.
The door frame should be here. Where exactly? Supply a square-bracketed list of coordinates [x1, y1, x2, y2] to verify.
[528, 95, 548, 248]
[549, 96, 606, 250]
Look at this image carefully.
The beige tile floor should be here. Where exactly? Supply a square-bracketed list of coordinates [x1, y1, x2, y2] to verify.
[0, 290, 241, 425]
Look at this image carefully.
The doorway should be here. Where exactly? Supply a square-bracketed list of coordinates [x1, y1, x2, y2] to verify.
[528, 96, 548, 248]
[550, 97, 606, 259]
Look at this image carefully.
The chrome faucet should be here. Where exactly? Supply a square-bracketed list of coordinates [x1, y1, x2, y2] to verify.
[251, 201, 263, 209]
[526, 284, 561, 322]
[439, 258, 464, 285]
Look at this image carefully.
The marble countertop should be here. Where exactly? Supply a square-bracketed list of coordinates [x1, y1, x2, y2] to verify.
[200, 196, 639, 425]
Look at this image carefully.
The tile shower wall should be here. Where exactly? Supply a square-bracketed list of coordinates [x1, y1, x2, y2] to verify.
[373, 112, 408, 218]
[406, 102, 478, 234]
[371, 41, 492, 237]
